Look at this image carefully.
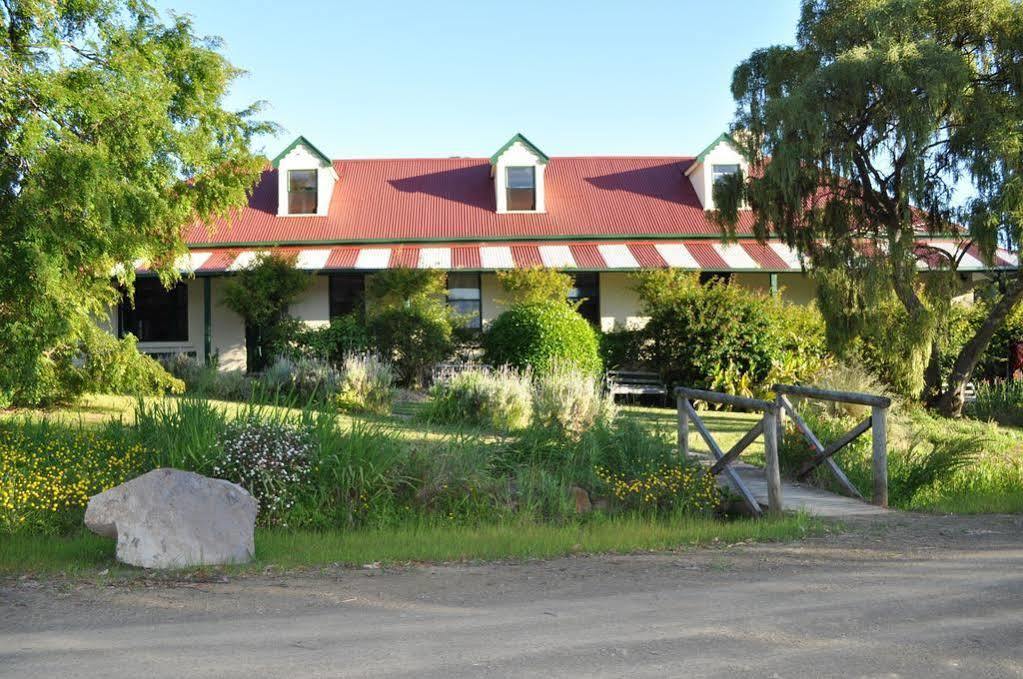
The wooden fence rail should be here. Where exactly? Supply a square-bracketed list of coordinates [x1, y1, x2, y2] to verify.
[675, 387, 782, 517]
[773, 384, 890, 508]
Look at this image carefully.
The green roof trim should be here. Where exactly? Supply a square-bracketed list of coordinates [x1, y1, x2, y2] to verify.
[692, 132, 743, 166]
[270, 136, 332, 168]
[489, 133, 550, 165]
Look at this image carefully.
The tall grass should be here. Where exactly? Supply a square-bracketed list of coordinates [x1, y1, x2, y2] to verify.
[968, 380, 1023, 427]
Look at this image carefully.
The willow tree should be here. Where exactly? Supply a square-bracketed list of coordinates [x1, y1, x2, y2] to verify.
[0, 1, 272, 404]
[715, 0, 1023, 416]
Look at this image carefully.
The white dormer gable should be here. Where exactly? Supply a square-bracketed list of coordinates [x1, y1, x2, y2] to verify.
[490, 133, 549, 213]
[685, 133, 748, 210]
[272, 136, 339, 217]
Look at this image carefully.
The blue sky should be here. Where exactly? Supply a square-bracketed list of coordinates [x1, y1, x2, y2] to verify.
[153, 1, 802, 160]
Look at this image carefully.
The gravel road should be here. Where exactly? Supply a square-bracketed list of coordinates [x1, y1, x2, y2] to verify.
[3, 513, 1022, 678]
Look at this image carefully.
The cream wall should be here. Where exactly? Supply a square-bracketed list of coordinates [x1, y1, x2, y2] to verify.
[776, 273, 817, 305]
[209, 277, 247, 372]
[598, 272, 646, 332]
[480, 272, 508, 326]
[290, 275, 331, 328]
[732, 272, 772, 295]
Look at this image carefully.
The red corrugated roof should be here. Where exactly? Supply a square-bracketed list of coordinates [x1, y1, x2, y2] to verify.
[185, 156, 758, 246]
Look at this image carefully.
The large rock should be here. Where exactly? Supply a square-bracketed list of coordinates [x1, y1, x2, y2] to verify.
[85, 468, 257, 569]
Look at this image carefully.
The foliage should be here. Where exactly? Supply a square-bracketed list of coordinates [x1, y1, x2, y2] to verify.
[483, 301, 602, 376]
[260, 357, 340, 403]
[368, 306, 453, 388]
[221, 253, 312, 373]
[595, 464, 719, 515]
[133, 396, 229, 475]
[289, 315, 370, 365]
[161, 354, 252, 401]
[215, 420, 314, 527]
[425, 368, 533, 432]
[967, 380, 1023, 427]
[716, 0, 1023, 414]
[635, 271, 776, 392]
[335, 353, 396, 416]
[600, 327, 645, 370]
[0, 2, 271, 405]
[811, 362, 897, 420]
[0, 421, 145, 534]
[76, 332, 184, 397]
[532, 365, 616, 439]
[496, 268, 574, 306]
[365, 269, 454, 387]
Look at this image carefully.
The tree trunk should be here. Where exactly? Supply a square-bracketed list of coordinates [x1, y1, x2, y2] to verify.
[933, 273, 1023, 417]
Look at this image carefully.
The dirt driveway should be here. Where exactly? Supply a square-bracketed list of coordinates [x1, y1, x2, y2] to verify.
[3, 513, 1023, 678]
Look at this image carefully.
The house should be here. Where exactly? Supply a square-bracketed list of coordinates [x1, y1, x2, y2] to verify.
[112, 133, 1019, 372]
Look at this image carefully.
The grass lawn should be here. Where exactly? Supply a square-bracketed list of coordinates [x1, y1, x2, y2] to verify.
[0, 513, 822, 577]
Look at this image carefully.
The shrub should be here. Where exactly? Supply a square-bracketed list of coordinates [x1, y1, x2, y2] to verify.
[531, 364, 615, 439]
[636, 271, 775, 392]
[600, 327, 645, 370]
[221, 252, 312, 373]
[425, 367, 533, 431]
[0, 421, 146, 534]
[967, 380, 1023, 427]
[595, 463, 719, 515]
[366, 268, 455, 387]
[290, 314, 370, 364]
[77, 332, 184, 396]
[496, 268, 574, 305]
[214, 420, 314, 526]
[368, 306, 453, 387]
[483, 301, 602, 376]
[811, 362, 898, 419]
[162, 354, 252, 401]
[335, 353, 396, 415]
[259, 356, 340, 402]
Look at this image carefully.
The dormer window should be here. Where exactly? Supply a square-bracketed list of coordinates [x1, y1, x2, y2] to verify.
[288, 170, 318, 214]
[684, 133, 748, 210]
[490, 133, 549, 213]
[506, 167, 536, 211]
[271, 136, 338, 217]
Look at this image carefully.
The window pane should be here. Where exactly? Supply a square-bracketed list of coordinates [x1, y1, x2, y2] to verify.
[120, 278, 188, 342]
[506, 166, 535, 189]
[712, 164, 740, 183]
[507, 188, 535, 211]
[288, 169, 318, 214]
[447, 273, 481, 329]
[329, 273, 365, 319]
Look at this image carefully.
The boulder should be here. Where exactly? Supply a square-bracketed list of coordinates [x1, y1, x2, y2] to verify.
[85, 468, 257, 569]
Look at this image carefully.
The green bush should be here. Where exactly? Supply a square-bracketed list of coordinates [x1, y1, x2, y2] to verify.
[483, 301, 602, 376]
[77, 332, 184, 396]
[496, 268, 574, 305]
[532, 364, 615, 439]
[636, 271, 775, 392]
[162, 354, 252, 401]
[369, 306, 453, 387]
[259, 357, 340, 403]
[424, 367, 533, 431]
[335, 353, 396, 416]
[290, 314, 370, 364]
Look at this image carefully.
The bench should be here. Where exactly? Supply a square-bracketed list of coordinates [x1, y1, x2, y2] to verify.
[606, 370, 667, 400]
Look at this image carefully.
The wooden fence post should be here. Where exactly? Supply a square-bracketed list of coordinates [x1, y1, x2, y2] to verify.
[677, 395, 689, 459]
[871, 405, 888, 508]
[762, 409, 782, 514]
[775, 394, 786, 449]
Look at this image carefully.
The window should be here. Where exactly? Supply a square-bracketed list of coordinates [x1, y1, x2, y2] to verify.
[288, 169, 318, 214]
[568, 273, 599, 325]
[447, 273, 482, 329]
[506, 166, 536, 211]
[329, 273, 365, 319]
[119, 278, 188, 343]
[712, 164, 740, 184]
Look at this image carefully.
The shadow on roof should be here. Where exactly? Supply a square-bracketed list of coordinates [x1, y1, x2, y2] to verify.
[583, 162, 692, 203]
[387, 164, 494, 211]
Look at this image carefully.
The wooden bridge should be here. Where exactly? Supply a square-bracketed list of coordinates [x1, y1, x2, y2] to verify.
[677, 385, 892, 519]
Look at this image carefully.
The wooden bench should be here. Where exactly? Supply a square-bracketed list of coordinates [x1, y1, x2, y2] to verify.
[606, 370, 667, 400]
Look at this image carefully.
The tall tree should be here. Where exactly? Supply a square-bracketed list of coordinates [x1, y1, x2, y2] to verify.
[715, 0, 1023, 415]
[0, 0, 272, 405]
